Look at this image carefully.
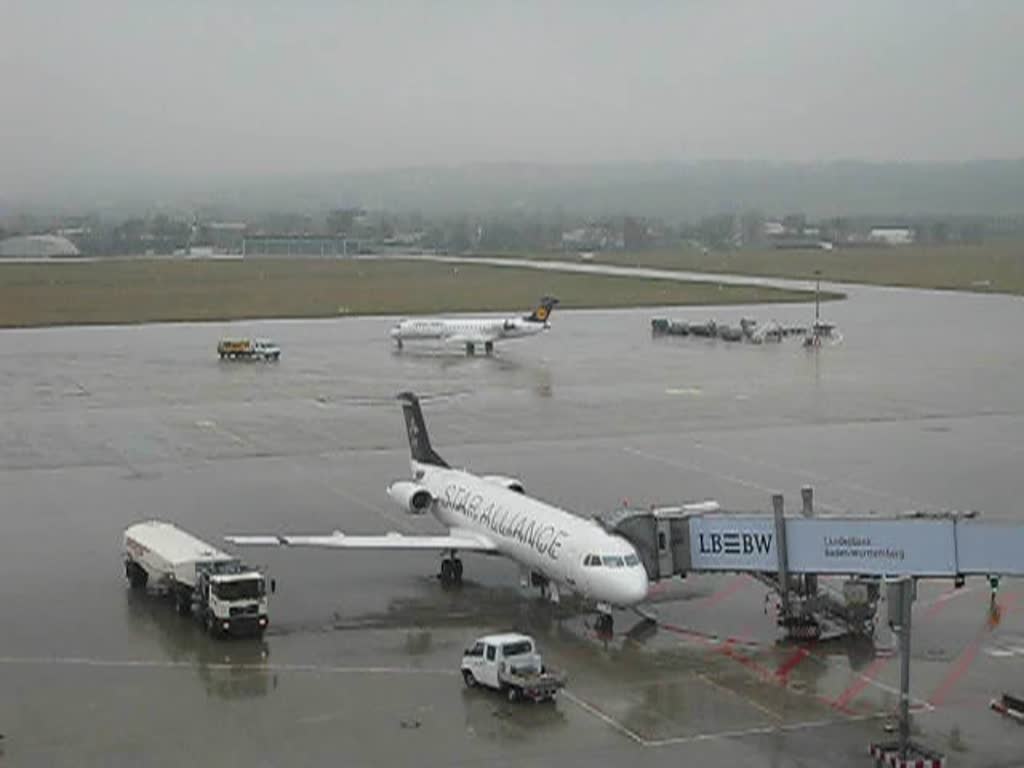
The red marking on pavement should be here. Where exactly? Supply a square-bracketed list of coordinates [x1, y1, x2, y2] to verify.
[832, 655, 890, 713]
[775, 646, 810, 681]
[702, 575, 747, 609]
[646, 580, 668, 598]
[922, 587, 965, 620]
[928, 594, 1019, 708]
[824, 584, 988, 713]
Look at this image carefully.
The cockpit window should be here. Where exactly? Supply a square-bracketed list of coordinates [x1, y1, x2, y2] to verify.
[584, 554, 601, 566]
[602, 555, 625, 567]
[624, 554, 641, 567]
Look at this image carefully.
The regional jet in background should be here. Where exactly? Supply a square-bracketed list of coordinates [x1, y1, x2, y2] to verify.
[389, 297, 559, 355]
[226, 390, 646, 633]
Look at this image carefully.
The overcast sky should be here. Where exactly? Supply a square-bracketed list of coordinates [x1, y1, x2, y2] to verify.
[2, 0, 1022, 195]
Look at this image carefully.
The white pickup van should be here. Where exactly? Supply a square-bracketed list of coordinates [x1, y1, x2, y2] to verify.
[460, 633, 566, 702]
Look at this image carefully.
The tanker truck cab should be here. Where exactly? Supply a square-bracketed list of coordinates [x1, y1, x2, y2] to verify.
[197, 562, 270, 636]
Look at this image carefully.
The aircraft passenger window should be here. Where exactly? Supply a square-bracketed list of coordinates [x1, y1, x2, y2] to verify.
[485, 646, 496, 661]
[624, 554, 640, 567]
[602, 556, 625, 567]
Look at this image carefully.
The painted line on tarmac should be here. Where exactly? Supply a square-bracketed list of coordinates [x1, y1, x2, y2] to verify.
[194, 418, 248, 446]
[622, 446, 813, 502]
[702, 574, 749, 609]
[775, 646, 811, 681]
[568, 679, 883, 750]
[690, 440, 938, 511]
[928, 593, 1019, 707]
[642, 712, 884, 748]
[698, 672, 783, 721]
[920, 586, 976, 618]
[0, 656, 455, 676]
[832, 655, 890, 712]
[560, 689, 647, 745]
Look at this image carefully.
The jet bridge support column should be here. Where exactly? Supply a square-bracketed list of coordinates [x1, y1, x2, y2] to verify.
[870, 578, 945, 768]
[801, 486, 818, 600]
[772, 494, 791, 619]
[772, 493, 822, 640]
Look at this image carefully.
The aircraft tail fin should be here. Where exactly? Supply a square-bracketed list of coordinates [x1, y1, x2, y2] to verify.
[525, 296, 559, 324]
[397, 392, 449, 468]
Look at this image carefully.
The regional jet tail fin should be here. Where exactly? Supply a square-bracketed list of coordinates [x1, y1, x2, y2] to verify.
[525, 296, 559, 324]
[397, 391, 449, 468]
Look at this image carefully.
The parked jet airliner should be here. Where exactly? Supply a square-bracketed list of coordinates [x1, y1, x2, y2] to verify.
[389, 297, 558, 355]
[226, 391, 647, 632]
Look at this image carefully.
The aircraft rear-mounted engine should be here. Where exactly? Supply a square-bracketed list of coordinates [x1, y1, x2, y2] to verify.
[387, 481, 433, 514]
[482, 475, 525, 494]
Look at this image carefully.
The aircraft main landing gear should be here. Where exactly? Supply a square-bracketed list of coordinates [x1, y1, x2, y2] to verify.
[439, 553, 463, 586]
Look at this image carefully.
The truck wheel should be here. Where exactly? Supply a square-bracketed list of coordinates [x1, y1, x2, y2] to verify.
[126, 562, 148, 590]
[462, 670, 476, 688]
[175, 591, 191, 616]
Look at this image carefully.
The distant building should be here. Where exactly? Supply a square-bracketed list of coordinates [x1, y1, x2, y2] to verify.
[869, 227, 914, 245]
[0, 234, 81, 258]
[561, 226, 615, 251]
[763, 221, 786, 237]
[241, 235, 355, 257]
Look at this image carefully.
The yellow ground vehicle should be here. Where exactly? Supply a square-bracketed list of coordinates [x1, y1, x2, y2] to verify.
[217, 338, 281, 361]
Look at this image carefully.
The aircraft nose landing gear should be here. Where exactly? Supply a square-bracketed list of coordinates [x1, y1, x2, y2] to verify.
[595, 613, 614, 636]
[594, 603, 615, 636]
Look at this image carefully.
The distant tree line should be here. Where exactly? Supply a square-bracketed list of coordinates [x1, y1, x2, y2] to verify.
[3, 206, 1023, 257]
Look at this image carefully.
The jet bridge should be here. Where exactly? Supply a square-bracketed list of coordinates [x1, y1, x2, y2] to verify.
[599, 486, 1024, 640]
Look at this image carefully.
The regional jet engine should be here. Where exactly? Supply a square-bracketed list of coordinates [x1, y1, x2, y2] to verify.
[387, 481, 433, 514]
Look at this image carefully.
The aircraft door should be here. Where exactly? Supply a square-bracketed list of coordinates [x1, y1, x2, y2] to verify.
[563, 542, 585, 593]
[656, 518, 674, 579]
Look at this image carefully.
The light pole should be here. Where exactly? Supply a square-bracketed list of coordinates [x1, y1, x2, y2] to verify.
[814, 269, 821, 325]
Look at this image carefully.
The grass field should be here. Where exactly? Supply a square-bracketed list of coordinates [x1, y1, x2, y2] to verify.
[0, 257, 834, 328]
[489, 242, 1024, 295]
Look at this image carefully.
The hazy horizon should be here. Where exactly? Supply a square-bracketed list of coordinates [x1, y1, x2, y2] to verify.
[3, 1, 1023, 203]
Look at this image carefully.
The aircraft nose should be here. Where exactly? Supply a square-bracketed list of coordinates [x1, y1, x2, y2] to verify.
[603, 569, 648, 606]
[625, 570, 649, 605]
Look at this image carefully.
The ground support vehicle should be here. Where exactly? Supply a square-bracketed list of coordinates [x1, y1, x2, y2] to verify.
[460, 633, 566, 702]
[217, 338, 281, 361]
[123, 520, 271, 637]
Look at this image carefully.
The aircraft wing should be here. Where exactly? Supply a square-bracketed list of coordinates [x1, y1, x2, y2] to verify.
[225, 529, 498, 552]
[444, 332, 499, 345]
